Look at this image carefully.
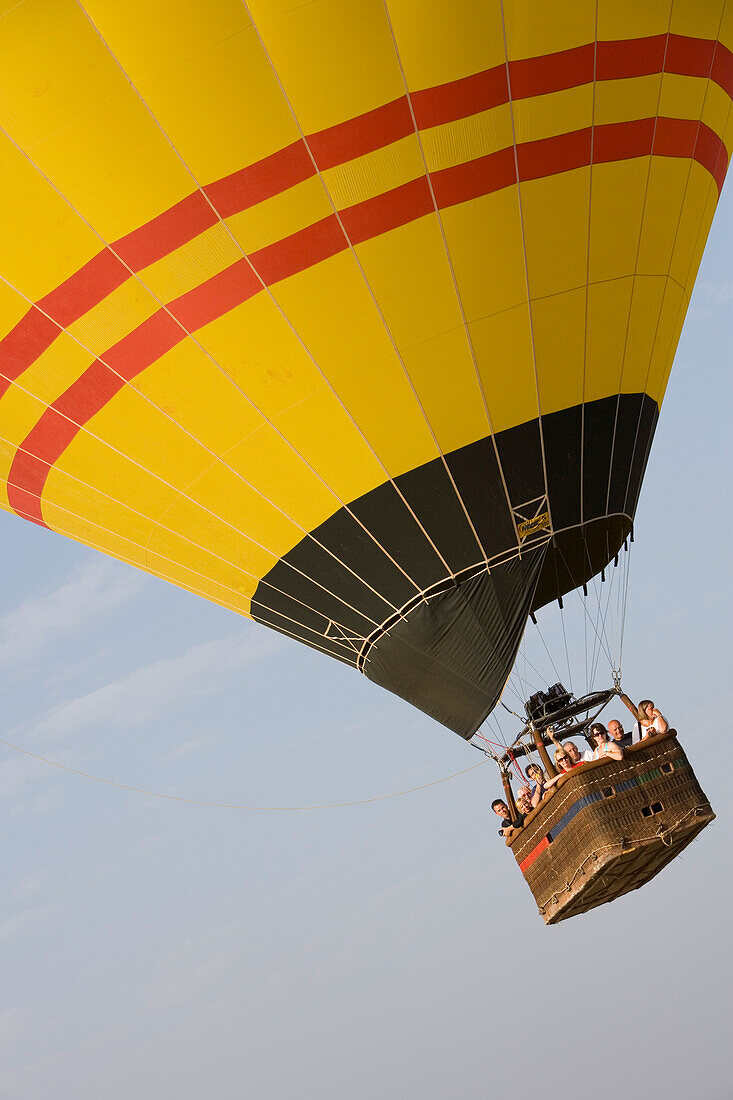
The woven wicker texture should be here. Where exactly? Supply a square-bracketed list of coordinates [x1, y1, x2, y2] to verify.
[508, 733, 714, 924]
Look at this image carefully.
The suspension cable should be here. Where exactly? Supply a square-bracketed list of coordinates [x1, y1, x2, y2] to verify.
[0, 737, 488, 811]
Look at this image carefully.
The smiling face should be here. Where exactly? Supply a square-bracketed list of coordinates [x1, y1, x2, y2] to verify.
[516, 789, 533, 813]
[555, 750, 572, 771]
[492, 801, 509, 819]
[608, 719, 624, 740]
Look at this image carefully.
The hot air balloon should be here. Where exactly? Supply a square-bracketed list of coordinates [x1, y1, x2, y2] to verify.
[0, 0, 726, 918]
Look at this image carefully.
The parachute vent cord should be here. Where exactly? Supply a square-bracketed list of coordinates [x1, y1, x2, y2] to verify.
[611, 534, 629, 677]
[510, 641, 557, 704]
[551, 542, 573, 694]
[583, 533, 589, 691]
[529, 615, 563, 687]
[589, 566, 617, 688]
[0, 737, 487, 811]
[557, 540, 613, 687]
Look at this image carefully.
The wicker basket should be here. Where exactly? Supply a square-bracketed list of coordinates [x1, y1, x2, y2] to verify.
[508, 731, 714, 924]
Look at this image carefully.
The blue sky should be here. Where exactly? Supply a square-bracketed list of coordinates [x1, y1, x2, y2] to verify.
[1, 188, 731, 1098]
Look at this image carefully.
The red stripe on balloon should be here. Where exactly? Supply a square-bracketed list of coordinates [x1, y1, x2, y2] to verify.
[411, 65, 509, 130]
[712, 42, 733, 97]
[1, 33, 729, 398]
[168, 259, 262, 332]
[517, 127, 593, 181]
[509, 42, 595, 98]
[114, 191, 219, 271]
[249, 215, 347, 284]
[340, 176, 434, 244]
[203, 141, 315, 218]
[8, 312, 186, 525]
[38, 247, 129, 326]
[6, 113, 728, 527]
[596, 34, 668, 79]
[430, 146, 517, 208]
[665, 33, 716, 79]
[308, 96, 414, 171]
[0, 310, 62, 399]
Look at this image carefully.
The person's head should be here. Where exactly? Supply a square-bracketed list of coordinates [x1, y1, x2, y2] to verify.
[563, 741, 581, 763]
[492, 798, 509, 818]
[554, 747, 572, 771]
[608, 719, 625, 741]
[638, 699, 655, 721]
[516, 786, 533, 812]
[526, 763, 544, 783]
[590, 722, 608, 744]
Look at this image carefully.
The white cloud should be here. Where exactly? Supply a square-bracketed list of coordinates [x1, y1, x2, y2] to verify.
[0, 1008, 30, 1054]
[0, 558, 143, 668]
[145, 958, 227, 1013]
[0, 754, 44, 797]
[159, 732, 221, 762]
[0, 780, 63, 822]
[30, 628, 283, 742]
[0, 903, 68, 945]
[3, 786, 63, 820]
[10, 871, 45, 903]
[712, 281, 733, 302]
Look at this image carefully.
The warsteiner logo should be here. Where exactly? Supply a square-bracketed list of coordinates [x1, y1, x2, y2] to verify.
[517, 511, 551, 539]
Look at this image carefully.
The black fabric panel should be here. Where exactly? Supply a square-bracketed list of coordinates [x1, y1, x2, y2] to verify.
[363, 548, 545, 738]
[251, 579, 375, 644]
[262, 531, 399, 635]
[250, 604, 357, 666]
[311, 506, 421, 609]
[624, 398, 659, 516]
[348, 480, 447, 591]
[543, 403, 582, 531]
[606, 394, 649, 515]
[582, 394, 619, 522]
[396, 459, 485, 574]
[494, 419, 544, 507]
[531, 515, 630, 611]
[444, 437, 516, 558]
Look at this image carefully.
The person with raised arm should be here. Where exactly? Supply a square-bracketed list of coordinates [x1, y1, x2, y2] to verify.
[617, 692, 669, 742]
[526, 762, 547, 808]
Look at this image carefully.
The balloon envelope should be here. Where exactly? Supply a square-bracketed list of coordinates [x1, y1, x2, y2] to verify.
[0, 1, 730, 734]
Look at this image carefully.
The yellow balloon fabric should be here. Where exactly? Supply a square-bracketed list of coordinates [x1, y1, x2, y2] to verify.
[0, 1, 730, 733]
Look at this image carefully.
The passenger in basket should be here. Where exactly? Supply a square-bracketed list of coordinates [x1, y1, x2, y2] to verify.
[543, 747, 577, 789]
[618, 692, 669, 741]
[636, 700, 669, 741]
[583, 723, 623, 762]
[526, 763, 547, 808]
[608, 718, 633, 748]
[491, 798, 523, 838]
[515, 786, 534, 816]
[563, 741, 583, 766]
